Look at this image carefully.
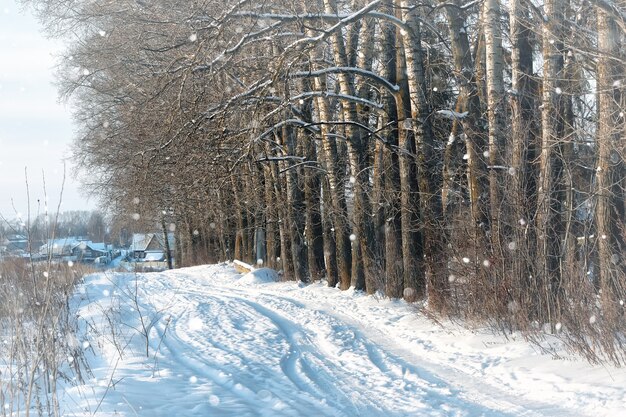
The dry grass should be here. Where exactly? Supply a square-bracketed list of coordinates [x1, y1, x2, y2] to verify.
[0, 258, 94, 416]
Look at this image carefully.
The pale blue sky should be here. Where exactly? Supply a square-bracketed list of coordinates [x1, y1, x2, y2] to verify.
[0, 0, 94, 218]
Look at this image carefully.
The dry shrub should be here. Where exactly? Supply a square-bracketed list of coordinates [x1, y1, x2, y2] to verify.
[0, 258, 94, 416]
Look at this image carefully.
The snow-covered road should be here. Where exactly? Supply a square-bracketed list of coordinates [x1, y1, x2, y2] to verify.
[63, 264, 626, 417]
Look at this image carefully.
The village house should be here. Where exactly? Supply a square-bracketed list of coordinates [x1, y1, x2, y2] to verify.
[130, 233, 175, 262]
[38, 238, 111, 263]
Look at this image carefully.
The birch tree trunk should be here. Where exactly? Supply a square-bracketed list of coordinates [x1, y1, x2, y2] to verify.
[376, 0, 404, 298]
[308, 38, 353, 289]
[264, 163, 280, 270]
[391, 0, 425, 300]
[509, 0, 537, 310]
[399, 1, 448, 311]
[536, 0, 566, 322]
[483, 0, 505, 249]
[442, 0, 489, 308]
[282, 122, 310, 283]
[596, 9, 625, 314]
[323, 0, 376, 292]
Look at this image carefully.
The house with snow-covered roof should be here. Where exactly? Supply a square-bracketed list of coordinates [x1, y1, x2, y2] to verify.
[2, 234, 29, 252]
[39, 237, 85, 258]
[71, 241, 110, 263]
[130, 233, 175, 261]
[38, 238, 110, 262]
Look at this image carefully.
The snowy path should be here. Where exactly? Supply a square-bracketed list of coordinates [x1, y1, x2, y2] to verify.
[63, 264, 626, 417]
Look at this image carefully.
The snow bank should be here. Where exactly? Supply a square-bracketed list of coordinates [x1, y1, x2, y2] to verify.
[238, 267, 279, 285]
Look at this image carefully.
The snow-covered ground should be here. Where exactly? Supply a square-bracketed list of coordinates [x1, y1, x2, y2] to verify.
[60, 263, 625, 416]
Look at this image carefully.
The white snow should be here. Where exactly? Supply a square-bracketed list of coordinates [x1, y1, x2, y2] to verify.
[436, 110, 469, 120]
[238, 267, 279, 285]
[49, 263, 626, 416]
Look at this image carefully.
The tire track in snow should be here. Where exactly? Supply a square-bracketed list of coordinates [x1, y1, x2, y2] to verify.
[246, 291, 568, 417]
[119, 267, 568, 417]
[143, 273, 396, 415]
[197, 279, 571, 417]
[149, 275, 512, 417]
[146, 287, 345, 416]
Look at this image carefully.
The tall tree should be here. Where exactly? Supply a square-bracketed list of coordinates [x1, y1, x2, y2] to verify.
[595, 7, 625, 315]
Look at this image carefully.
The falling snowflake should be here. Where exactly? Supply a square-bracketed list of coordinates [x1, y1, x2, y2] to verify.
[189, 33, 198, 42]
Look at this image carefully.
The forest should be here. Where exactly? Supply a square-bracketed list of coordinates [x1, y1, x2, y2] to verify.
[23, 0, 626, 364]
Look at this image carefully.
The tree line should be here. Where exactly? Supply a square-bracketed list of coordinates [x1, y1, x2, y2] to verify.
[25, 0, 626, 363]
[1, 210, 110, 245]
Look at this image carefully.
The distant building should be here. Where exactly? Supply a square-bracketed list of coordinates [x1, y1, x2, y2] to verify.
[71, 241, 110, 263]
[130, 233, 175, 261]
[38, 237, 111, 262]
[2, 234, 29, 252]
[39, 237, 85, 258]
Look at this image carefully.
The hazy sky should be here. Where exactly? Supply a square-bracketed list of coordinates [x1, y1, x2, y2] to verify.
[0, 0, 94, 218]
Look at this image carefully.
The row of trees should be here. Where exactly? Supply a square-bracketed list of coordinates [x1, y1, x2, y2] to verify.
[26, 0, 626, 363]
[1, 210, 109, 244]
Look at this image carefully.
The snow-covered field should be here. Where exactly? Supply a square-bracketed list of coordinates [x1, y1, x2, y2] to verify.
[60, 264, 625, 416]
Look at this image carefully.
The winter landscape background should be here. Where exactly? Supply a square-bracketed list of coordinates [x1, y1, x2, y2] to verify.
[2, 0, 626, 415]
